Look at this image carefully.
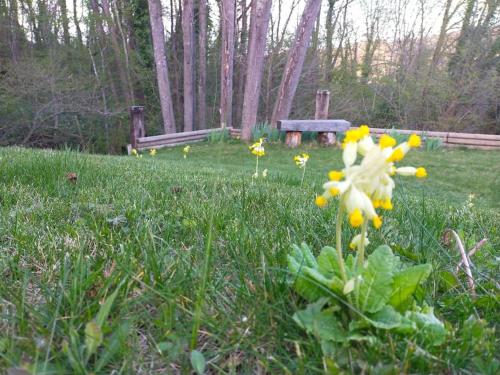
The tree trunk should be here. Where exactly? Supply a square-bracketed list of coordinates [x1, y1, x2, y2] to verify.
[182, 0, 195, 131]
[220, 0, 235, 128]
[271, 0, 322, 126]
[8, 0, 20, 61]
[101, 0, 134, 106]
[234, 0, 248, 129]
[148, 0, 177, 133]
[73, 0, 83, 45]
[240, 0, 272, 140]
[58, 0, 70, 45]
[197, 0, 207, 129]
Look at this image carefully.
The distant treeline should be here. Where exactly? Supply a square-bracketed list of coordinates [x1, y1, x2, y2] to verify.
[0, 0, 498, 153]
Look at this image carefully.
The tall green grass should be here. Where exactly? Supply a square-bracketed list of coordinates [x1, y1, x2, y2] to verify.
[0, 145, 498, 373]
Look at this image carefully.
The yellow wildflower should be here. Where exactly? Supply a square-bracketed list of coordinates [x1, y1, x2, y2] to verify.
[131, 148, 138, 156]
[349, 209, 364, 227]
[149, 149, 157, 156]
[328, 170, 344, 181]
[249, 138, 265, 157]
[379, 134, 396, 149]
[349, 234, 370, 250]
[415, 167, 427, 178]
[183, 145, 191, 159]
[315, 196, 328, 208]
[408, 134, 422, 148]
[294, 153, 309, 168]
[316, 127, 425, 229]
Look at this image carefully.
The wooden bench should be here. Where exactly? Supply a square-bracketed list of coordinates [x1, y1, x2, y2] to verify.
[277, 119, 351, 147]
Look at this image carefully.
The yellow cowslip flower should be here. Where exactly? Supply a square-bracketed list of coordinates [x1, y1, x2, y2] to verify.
[349, 208, 364, 227]
[294, 153, 309, 168]
[381, 199, 393, 210]
[131, 148, 138, 156]
[379, 134, 396, 149]
[328, 170, 344, 181]
[408, 134, 422, 148]
[315, 195, 328, 207]
[316, 125, 425, 230]
[395, 166, 427, 178]
[249, 138, 265, 157]
[183, 145, 191, 159]
[149, 148, 157, 156]
[416, 167, 427, 178]
[349, 234, 370, 251]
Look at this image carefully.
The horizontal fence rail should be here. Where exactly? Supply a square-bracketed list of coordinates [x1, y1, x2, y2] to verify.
[230, 127, 500, 149]
[130, 127, 232, 153]
[129, 126, 499, 152]
[362, 128, 500, 150]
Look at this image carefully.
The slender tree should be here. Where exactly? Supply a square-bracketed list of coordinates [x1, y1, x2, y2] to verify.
[197, 0, 208, 129]
[182, 0, 195, 131]
[220, 0, 235, 128]
[271, 0, 322, 126]
[148, 0, 176, 133]
[234, 0, 249, 128]
[73, 0, 83, 45]
[240, 0, 272, 140]
[58, 0, 70, 45]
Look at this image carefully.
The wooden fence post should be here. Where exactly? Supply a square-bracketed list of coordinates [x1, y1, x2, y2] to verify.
[316, 90, 335, 145]
[285, 130, 302, 148]
[130, 106, 145, 150]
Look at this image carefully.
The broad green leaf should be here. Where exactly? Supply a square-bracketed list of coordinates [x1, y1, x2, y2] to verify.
[288, 243, 324, 301]
[85, 320, 103, 356]
[291, 243, 317, 268]
[357, 245, 399, 313]
[293, 298, 347, 343]
[389, 264, 432, 310]
[190, 350, 206, 374]
[317, 246, 343, 280]
[405, 305, 446, 346]
[367, 305, 403, 329]
[288, 255, 325, 301]
[304, 267, 344, 296]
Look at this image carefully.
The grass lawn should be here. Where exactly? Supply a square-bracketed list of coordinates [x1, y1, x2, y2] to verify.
[0, 143, 498, 373]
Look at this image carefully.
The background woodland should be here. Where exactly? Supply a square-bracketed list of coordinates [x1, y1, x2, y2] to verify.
[0, 0, 498, 153]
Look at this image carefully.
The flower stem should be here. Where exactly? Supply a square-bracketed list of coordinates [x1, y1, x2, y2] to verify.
[255, 156, 259, 176]
[300, 166, 306, 186]
[335, 204, 348, 284]
[357, 220, 368, 269]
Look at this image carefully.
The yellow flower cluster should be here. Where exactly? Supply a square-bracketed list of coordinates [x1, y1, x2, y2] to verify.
[316, 126, 426, 230]
[294, 153, 310, 168]
[149, 148, 157, 156]
[249, 138, 265, 157]
[183, 145, 191, 159]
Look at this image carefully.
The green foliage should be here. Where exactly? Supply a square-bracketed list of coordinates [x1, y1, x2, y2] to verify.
[288, 243, 447, 352]
[0, 145, 498, 372]
[251, 122, 281, 142]
[424, 136, 443, 151]
[190, 350, 206, 374]
[207, 128, 230, 143]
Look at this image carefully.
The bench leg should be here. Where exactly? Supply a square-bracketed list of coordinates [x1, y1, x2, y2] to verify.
[318, 131, 336, 146]
[285, 131, 302, 148]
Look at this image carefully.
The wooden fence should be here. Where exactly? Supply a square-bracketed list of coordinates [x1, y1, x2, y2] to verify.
[129, 105, 500, 151]
[226, 127, 500, 150]
[365, 128, 500, 150]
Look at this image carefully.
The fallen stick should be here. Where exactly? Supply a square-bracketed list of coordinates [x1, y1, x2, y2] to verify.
[444, 229, 476, 297]
[455, 238, 488, 272]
